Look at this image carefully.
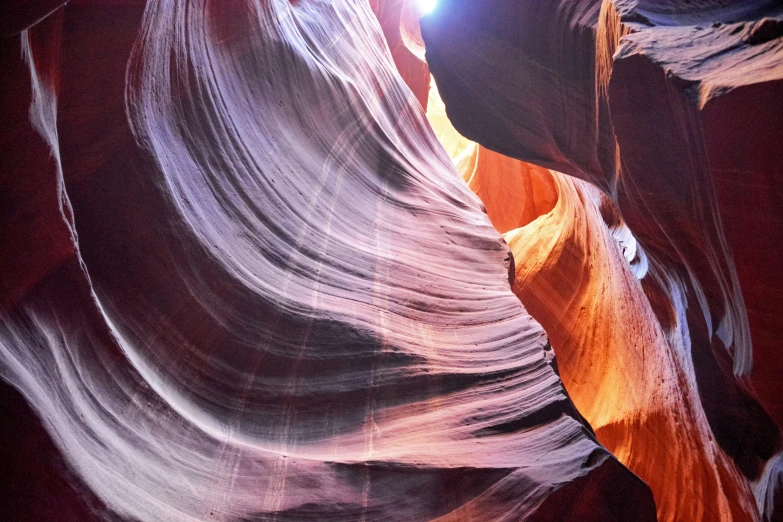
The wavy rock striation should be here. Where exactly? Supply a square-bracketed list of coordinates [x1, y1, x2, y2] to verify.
[422, 1, 783, 520]
[426, 84, 760, 521]
[0, 0, 656, 520]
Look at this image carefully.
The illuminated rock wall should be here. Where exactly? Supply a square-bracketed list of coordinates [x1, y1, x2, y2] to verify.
[422, 1, 783, 520]
[1, 0, 780, 520]
[0, 1, 655, 520]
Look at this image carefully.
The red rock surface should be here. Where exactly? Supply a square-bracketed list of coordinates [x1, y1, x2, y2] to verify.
[2, 0, 780, 520]
[423, 1, 783, 520]
[426, 87, 761, 520]
[0, 1, 656, 521]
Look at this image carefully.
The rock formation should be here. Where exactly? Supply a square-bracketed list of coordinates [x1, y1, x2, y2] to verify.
[422, 1, 783, 520]
[0, 0, 656, 520]
[0, 0, 779, 521]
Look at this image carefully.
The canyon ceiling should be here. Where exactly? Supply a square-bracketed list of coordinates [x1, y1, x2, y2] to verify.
[0, 0, 781, 521]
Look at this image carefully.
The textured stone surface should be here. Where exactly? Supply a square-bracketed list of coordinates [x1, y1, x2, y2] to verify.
[423, 1, 783, 520]
[426, 85, 760, 521]
[0, 1, 655, 520]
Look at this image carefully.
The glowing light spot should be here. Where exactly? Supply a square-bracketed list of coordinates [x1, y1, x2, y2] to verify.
[415, 0, 438, 15]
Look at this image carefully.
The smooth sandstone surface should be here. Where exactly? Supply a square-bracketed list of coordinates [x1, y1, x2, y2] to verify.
[0, 1, 656, 520]
[426, 83, 759, 521]
[2, 0, 780, 520]
[422, 1, 782, 521]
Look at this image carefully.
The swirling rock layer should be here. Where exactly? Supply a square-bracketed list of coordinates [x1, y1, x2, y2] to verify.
[0, 1, 655, 521]
[422, 1, 783, 520]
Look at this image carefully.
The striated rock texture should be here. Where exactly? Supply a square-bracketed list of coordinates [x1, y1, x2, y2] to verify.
[426, 84, 762, 521]
[369, 0, 431, 108]
[0, 1, 657, 521]
[422, 1, 783, 521]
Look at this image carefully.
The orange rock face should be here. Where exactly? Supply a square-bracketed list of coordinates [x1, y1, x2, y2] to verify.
[422, 1, 783, 521]
[0, 1, 656, 521]
[425, 85, 760, 521]
[506, 174, 758, 521]
[0, 0, 779, 520]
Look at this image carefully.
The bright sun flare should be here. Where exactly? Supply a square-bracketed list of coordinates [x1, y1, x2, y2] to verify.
[415, 0, 438, 15]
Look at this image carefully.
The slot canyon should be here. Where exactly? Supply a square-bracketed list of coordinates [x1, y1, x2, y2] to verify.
[0, 0, 781, 520]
